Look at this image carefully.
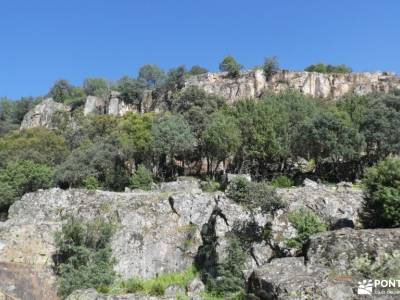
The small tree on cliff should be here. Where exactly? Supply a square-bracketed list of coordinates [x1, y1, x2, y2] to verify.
[219, 56, 242, 78]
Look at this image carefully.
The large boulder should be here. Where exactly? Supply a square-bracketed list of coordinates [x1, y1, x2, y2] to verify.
[307, 228, 400, 272]
[20, 98, 70, 130]
[247, 228, 400, 300]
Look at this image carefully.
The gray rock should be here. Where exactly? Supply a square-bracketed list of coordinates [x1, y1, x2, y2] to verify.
[20, 98, 70, 130]
[66, 288, 164, 300]
[307, 228, 400, 272]
[186, 277, 205, 297]
[164, 284, 185, 298]
[186, 70, 400, 103]
[2, 179, 258, 280]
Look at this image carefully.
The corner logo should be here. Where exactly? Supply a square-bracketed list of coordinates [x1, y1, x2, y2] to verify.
[358, 279, 373, 295]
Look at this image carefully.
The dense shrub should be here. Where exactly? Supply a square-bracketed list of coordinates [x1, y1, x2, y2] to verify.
[304, 63, 352, 73]
[226, 177, 284, 215]
[130, 165, 153, 190]
[270, 175, 294, 188]
[0, 160, 53, 210]
[201, 178, 221, 192]
[350, 250, 400, 278]
[361, 155, 400, 228]
[54, 217, 116, 298]
[285, 209, 328, 252]
[83, 176, 100, 190]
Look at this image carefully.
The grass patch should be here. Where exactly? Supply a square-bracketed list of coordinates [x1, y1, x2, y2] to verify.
[106, 266, 198, 296]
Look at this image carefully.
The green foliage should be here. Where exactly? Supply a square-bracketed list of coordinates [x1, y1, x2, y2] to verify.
[83, 176, 100, 190]
[117, 76, 147, 110]
[226, 178, 284, 214]
[116, 112, 154, 163]
[201, 178, 221, 192]
[285, 209, 328, 251]
[165, 65, 187, 91]
[204, 237, 246, 297]
[189, 65, 208, 76]
[54, 217, 116, 298]
[292, 110, 364, 164]
[350, 250, 400, 278]
[361, 155, 400, 228]
[83, 78, 110, 98]
[0, 128, 68, 167]
[138, 64, 165, 88]
[130, 165, 153, 190]
[305, 63, 352, 73]
[203, 112, 241, 169]
[270, 175, 294, 188]
[109, 267, 197, 296]
[49, 79, 74, 103]
[172, 87, 224, 139]
[219, 56, 242, 78]
[263, 56, 279, 80]
[0, 160, 53, 210]
[152, 114, 196, 159]
[54, 140, 129, 190]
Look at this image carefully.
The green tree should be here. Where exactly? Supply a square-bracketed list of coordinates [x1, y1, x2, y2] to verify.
[219, 56, 242, 78]
[117, 76, 147, 111]
[116, 112, 154, 166]
[49, 79, 74, 103]
[54, 140, 129, 190]
[130, 164, 153, 190]
[138, 64, 165, 88]
[0, 128, 68, 168]
[0, 160, 53, 210]
[263, 56, 279, 80]
[189, 65, 208, 76]
[83, 78, 110, 98]
[361, 155, 400, 228]
[152, 114, 195, 175]
[203, 112, 241, 173]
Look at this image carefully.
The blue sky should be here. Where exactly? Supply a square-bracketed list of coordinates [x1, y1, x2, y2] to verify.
[1, 0, 399, 99]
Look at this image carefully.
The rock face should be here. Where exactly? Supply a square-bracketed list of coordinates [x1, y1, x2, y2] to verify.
[20, 98, 70, 130]
[67, 289, 164, 300]
[186, 70, 400, 103]
[0, 178, 257, 282]
[248, 228, 400, 300]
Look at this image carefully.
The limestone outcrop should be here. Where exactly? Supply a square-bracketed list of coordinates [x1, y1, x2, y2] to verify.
[186, 70, 400, 103]
[20, 98, 70, 130]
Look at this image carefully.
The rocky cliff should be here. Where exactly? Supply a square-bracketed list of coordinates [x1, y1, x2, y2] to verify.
[1, 178, 396, 299]
[186, 70, 400, 103]
[20, 70, 400, 130]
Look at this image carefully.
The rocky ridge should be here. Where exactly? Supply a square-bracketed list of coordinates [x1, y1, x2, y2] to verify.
[20, 70, 400, 130]
[1, 178, 396, 299]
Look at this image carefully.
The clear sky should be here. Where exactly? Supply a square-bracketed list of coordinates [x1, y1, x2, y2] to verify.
[1, 0, 399, 99]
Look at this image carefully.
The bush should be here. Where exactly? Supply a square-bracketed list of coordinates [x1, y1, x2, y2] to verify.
[361, 155, 400, 228]
[219, 56, 242, 78]
[226, 177, 284, 215]
[201, 178, 220, 192]
[54, 217, 116, 298]
[130, 165, 153, 190]
[285, 209, 327, 252]
[263, 56, 279, 80]
[0, 160, 53, 210]
[270, 175, 294, 188]
[83, 176, 100, 190]
[304, 63, 352, 74]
